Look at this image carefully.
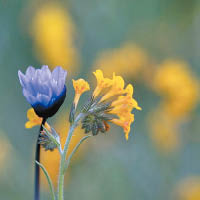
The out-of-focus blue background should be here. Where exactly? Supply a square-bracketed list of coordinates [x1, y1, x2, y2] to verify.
[0, 0, 200, 199]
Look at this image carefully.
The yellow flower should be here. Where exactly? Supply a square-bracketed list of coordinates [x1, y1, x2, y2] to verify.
[91, 69, 141, 140]
[148, 109, 179, 153]
[31, 2, 79, 74]
[111, 114, 134, 140]
[72, 79, 90, 108]
[175, 177, 200, 200]
[25, 108, 50, 130]
[92, 70, 113, 98]
[93, 43, 149, 80]
[153, 60, 199, 119]
[100, 73, 125, 102]
[110, 84, 142, 111]
[0, 130, 13, 172]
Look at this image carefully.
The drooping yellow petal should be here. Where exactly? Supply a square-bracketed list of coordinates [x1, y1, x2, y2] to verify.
[25, 108, 42, 128]
[25, 121, 39, 129]
[27, 107, 38, 120]
[25, 108, 50, 130]
[111, 114, 134, 140]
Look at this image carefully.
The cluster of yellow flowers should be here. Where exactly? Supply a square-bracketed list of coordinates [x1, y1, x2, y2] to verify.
[31, 2, 79, 74]
[73, 70, 141, 140]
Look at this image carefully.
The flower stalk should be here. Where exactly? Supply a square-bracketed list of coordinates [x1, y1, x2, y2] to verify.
[34, 118, 46, 200]
[57, 113, 86, 200]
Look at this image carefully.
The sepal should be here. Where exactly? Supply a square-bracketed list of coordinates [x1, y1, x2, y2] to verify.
[39, 125, 61, 152]
[69, 103, 76, 124]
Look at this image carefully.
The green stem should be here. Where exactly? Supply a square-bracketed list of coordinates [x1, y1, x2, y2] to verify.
[57, 113, 85, 200]
[64, 135, 92, 172]
[35, 161, 55, 200]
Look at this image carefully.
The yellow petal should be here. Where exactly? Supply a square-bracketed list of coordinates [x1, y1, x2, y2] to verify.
[125, 84, 133, 96]
[72, 79, 90, 95]
[93, 70, 104, 84]
[25, 121, 38, 129]
[111, 114, 134, 140]
[125, 132, 129, 141]
[93, 69, 113, 97]
[25, 108, 42, 129]
[27, 108, 37, 120]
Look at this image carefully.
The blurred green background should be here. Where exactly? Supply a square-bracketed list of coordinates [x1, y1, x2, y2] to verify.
[0, 0, 200, 199]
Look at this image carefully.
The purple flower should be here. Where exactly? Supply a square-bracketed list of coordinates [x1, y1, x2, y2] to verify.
[18, 65, 67, 118]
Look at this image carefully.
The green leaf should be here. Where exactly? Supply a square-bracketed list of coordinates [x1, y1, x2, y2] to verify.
[64, 135, 92, 172]
[35, 161, 55, 200]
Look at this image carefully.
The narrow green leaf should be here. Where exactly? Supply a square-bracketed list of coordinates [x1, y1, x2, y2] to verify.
[64, 135, 92, 172]
[35, 161, 55, 200]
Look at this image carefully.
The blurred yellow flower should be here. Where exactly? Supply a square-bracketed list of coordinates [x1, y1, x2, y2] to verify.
[148, 109, 179, 153]
[153, 60, 199, 119]
[92, 69, 141, 140]
[40, 114, 87, 188]
[175, 177, 200, 200]
[72, 79, 90, 108]
[25, 108, 50, 130]
[31, 2, 79, 74]
[0, 131, 13, 171]
[93, 43, 149, 80]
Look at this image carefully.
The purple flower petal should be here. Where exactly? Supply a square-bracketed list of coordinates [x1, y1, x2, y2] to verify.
[52, 66, 67, 96]
[23, 89, 37, 105]
[18, 70, 28, 88]
[36, 93, 50, 106]
[25, 66, 36, 78]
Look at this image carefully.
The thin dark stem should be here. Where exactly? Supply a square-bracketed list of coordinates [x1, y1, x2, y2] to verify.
[34, 118, 46, 200]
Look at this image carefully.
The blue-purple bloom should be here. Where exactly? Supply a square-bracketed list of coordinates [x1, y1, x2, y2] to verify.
[18, 65, 67, 118]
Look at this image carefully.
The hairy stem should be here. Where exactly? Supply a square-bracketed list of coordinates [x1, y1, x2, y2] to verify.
[57, 113, 85, 200]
